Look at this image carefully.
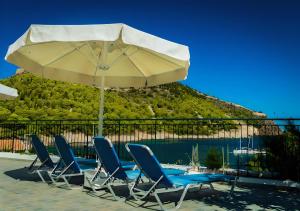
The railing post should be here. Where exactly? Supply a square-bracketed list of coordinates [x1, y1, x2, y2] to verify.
[11, 122, 15, 152]
[154, 119, 157, 141]
[59, 120, 62, 135]
[35, 120, 38, 134]
[237, 123, 241, 177]
[85, 123, 89, 158]
[246, 119, 249, 177]
[118, 119, 121, 157]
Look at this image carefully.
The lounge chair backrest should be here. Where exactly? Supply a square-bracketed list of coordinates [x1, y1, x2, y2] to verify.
[31, 134, 54, 168]
[126, 144, 173, 187]
[93, 136, 127, 180]
[54, 135, 80, 173]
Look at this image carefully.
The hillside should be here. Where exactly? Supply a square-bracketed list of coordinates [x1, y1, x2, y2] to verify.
[0, 72, 265, 121]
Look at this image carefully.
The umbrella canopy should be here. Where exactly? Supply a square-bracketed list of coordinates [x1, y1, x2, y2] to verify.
[0, 83, 18, 100]
[5, 23, 190, 135]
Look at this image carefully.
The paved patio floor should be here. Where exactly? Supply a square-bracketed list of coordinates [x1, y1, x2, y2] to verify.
[0, 158, 299, 211]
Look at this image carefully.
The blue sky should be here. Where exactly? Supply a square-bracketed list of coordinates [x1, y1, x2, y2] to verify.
[0, 0, 299, 117]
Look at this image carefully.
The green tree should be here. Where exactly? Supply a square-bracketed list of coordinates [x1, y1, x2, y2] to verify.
[205, 147, 222, 170]
[265, 121, 300, 181]
[0, 107, 11, 120]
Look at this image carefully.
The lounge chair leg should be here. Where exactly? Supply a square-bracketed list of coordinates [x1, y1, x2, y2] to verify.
[107, 184, 119, 201]
[91, 166, 102, 182]
[175, 184, 190, 210]
[85, 176, 96, 192]
[128, 184, 142, 201]
[62, 176, 72, 189]
[126, 183, 135, 201]
[229, 177, 238, 197]
[127, 172, 143, 200]
[37, 170, 46, 183]
[27, 157, 38, 170]
[153, 192, 165, 211]
[48, 172, 57, 184]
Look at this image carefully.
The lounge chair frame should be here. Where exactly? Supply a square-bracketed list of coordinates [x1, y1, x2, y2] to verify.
[49, 135, 95, 189]
[85, 137, 140, 200]
[26, 134, 63, 183]
[126, 144, 237, 210]
[86, 165, 140, 201]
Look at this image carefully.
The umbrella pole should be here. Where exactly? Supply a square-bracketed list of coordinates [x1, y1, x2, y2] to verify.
[98, 76, 105, 136]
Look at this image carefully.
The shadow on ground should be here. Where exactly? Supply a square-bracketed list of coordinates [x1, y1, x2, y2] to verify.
[198, 183, 300, 211]
[4, 167, 84, 184]
[4, 167, 43, 182]
[4, 167, 300, 211]
[124, 183, 300, 210]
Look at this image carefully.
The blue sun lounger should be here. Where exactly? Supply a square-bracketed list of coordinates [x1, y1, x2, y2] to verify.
[49, 135, 96, 189]
[28, 134, 63, 183]
[89, 137, 136, 182]
[28, 134, 97, 182]
[56, 135, 97, 167]
[87, 136, 185, 200]
[126, 144, 237, 210]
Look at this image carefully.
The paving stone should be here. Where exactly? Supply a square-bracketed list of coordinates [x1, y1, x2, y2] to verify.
[0, 158, 299, 210]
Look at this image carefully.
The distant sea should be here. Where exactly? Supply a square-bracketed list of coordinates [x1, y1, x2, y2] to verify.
[118, 137, 267, 169]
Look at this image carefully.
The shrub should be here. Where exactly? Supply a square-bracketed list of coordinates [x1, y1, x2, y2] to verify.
[0, 107, 11, 120]
[248, 153, 267, 172]
[264, 121, 300, 181]
[205, 147, 222, 170]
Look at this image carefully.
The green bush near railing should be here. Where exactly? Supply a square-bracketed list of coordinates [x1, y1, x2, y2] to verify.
[205, 147, 222, 170]
[248, 153, 267, 172]
[264, 121, 300, 181]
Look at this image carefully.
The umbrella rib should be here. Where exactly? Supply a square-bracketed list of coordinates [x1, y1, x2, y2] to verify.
[43, 43, 86, 67]
[124, 53, 147, 77]
[108, 47, 139, 68]
[85, 42, 101, 64]
[75, 45, 98, 67]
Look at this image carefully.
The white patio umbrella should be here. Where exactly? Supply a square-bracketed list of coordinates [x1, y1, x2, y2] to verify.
[0, 83, 18, 100]
[5, 23, 190, 135]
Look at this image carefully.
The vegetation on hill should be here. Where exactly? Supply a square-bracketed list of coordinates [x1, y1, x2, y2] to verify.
[0, 72, 263, 122]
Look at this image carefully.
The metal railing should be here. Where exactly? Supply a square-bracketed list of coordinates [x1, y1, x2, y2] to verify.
[0, 118, 299, 179]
